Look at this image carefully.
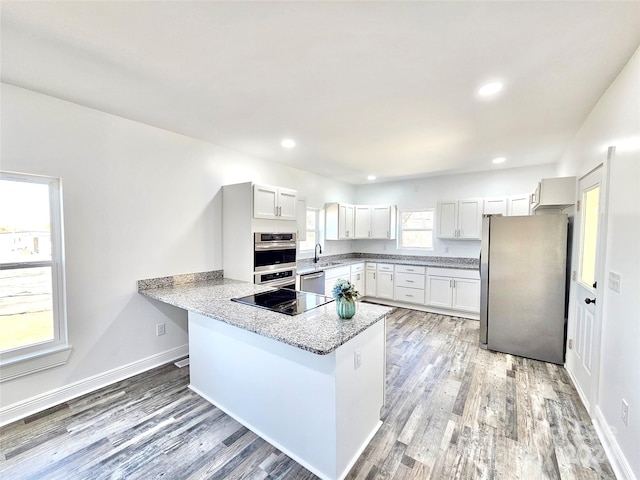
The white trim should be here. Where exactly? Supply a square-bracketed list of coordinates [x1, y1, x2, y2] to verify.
[593, 406, 637, 480]
[0, 345, 73, 383]
[0, 344, 188, 427]
[565, 364, 591, 413]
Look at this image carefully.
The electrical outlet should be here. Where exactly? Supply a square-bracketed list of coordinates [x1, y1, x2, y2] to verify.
[609, 272, 621, 293]
[621, 399, 629, 426]
[156, 323, 166, 336]
[354, 349, 362, 369]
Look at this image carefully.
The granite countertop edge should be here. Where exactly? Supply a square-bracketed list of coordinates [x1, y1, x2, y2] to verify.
[139, 277, 391, 356]
[297, 255, 479, 274]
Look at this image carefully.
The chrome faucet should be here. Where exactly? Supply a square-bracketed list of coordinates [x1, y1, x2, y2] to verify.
[314, 243, 322, 263]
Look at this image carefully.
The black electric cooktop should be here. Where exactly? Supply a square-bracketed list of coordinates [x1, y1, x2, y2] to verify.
[231, 289, 334, 316]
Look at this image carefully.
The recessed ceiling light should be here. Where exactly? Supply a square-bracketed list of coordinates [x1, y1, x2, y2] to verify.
[492, 157, 506, 164]
[367, 175, 376, 181]
[281, 138, 296, 149]
[478, 82, 504, 97]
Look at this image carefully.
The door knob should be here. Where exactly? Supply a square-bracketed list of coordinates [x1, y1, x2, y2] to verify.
[584, 298, 596, 305]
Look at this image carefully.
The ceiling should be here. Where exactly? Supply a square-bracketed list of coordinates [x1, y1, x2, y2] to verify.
[2, 1, 639, 185]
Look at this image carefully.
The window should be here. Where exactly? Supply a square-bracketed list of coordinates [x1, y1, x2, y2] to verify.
[299, 208, 320, 252]
[398, 209, 434, 249]
[0, 171, 70, 380]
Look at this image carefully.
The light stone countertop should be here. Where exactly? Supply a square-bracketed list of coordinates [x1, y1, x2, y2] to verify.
[139, 277, 391, 355]
[297, 255, 479, 275]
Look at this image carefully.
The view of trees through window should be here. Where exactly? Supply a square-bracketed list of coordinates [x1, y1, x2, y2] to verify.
[299, 209, 319, 251]
[399, 210, 434, 249]
[0, 177, 55, 352]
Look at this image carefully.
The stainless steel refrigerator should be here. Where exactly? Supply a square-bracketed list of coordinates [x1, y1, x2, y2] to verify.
[480, 214, 569, 364]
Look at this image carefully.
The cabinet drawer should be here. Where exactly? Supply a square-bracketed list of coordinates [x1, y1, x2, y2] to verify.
[350, 263, 364, 274]
[395, 265, 426, 275]
[427, 267, 479, 280]
[394, 286, 425, 304]
[394, 272, 425, 289]
[377, 264, 394, 272]
[324, 266, 351, 280]
[366, 263, 377, 270]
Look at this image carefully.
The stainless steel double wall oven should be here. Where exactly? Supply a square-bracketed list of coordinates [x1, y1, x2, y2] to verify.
[253, 232, 297, 289]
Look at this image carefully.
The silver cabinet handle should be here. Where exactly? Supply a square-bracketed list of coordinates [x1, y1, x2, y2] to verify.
[449, 279, 452, 288]
[406, 280, 414, 283]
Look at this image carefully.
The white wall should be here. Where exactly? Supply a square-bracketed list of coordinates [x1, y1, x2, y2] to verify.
[0, 83, 354, 411]
[557, 47, 640, 480]
[353, 164, 557, 258]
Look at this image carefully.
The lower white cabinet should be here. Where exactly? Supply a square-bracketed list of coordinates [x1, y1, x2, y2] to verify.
[376, 264, 394, 300]
[365, 263, 377, 297]
[393, 265, 425, 305]
[324, 266, 351, 298]
[426, 268, 480, 313]
[350, 263, 365, 297]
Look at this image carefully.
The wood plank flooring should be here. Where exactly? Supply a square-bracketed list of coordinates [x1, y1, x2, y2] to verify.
[0, 308, 614, 479]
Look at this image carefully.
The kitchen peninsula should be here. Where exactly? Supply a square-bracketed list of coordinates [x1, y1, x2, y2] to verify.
[139, 274, 391, 480]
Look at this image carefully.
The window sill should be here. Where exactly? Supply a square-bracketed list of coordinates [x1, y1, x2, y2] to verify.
[0, 345, 73, 383]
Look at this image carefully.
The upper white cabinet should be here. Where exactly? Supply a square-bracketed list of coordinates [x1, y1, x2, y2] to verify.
[531, 177, 576, 212]
[325, 203, 355, 240]
[253, 184, 297, 220]
[354, 205, 397, 239]
[437, 198, 483, 240]
[507, 194, 531, 216]
[327, 203, 396, 240]
[483, 197, 507, 216]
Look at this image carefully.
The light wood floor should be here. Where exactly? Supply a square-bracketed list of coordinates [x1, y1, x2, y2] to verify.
[1, 309, 614, 479]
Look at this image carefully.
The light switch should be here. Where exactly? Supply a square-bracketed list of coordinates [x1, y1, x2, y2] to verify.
[608, 271, 621, 293]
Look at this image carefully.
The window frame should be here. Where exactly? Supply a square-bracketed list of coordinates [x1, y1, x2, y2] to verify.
[299, 207, 321, 253]
[0, 171, 71, 381]
[397, 208, 435, 251]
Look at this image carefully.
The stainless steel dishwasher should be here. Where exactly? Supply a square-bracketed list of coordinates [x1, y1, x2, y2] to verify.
[299, 271, 325, 294]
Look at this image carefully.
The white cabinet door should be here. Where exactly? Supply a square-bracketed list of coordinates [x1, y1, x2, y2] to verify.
[338, 204, 355, 239]
[458, 199, 483, 239]
[452, 278, 480, 312]
[354, 205, 371, 238]
[508, 194, 531, 216]
[377, 269, 394, 300]
[365, 269, 377, 297]
[437, 199, 483, 240]
[483, 197, 507, 216]
[254, 184, 297, 220]
[253, 184, 278, 219]
[278, 188, 298, 220]
[437, 201, 458, 239]
[371, 205, 393, 239]
[351, 272, 364, 296]
[426, 275, 453, 308]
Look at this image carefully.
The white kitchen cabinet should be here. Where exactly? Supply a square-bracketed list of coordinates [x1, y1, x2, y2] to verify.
[426, 267, 480, 313]
[483, 197, 507, 216]
[296, 197, 307, 241]
[531, 177, 576, 213]
[507, 194, 531, 216]
[354, 205, 397, 239]
[376, 264, 394, 300]
[324, 265, 351, 298]
[253, 184, 297, 220]
[393, 265, 425, 305]
[350, 263, 365, 297]
[325, 203, 355, 240]
[365, 263, 377, 297]
[354, 205, 371, 238]
[437, 198, 483, 240]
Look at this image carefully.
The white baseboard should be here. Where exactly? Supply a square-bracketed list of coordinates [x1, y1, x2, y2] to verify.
[0, 344, 189, 427]
[593, 406, 637, 480]
[564, 366, 636, 480]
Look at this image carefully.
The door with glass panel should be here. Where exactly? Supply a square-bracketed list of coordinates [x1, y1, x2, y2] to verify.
[567, 165, 604, 412]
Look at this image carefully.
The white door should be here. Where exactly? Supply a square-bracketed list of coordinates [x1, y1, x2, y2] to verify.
[426, 275, 453, 308]
[371, 206, 391, 238]
[437, 201, 458, 239]
[253, 184, 278, 219]
[377, 271, 394, 299]
[277, 188, 297, 220]
[458, 199, 483, 239]
[365, 270, 377, 297]
[567, 165, 605, 412]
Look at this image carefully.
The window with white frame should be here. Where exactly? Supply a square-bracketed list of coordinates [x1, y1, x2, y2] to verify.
[299, 208, 320, 252]
[0, 172, 70, 377]
[398, 209, 434, 249]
